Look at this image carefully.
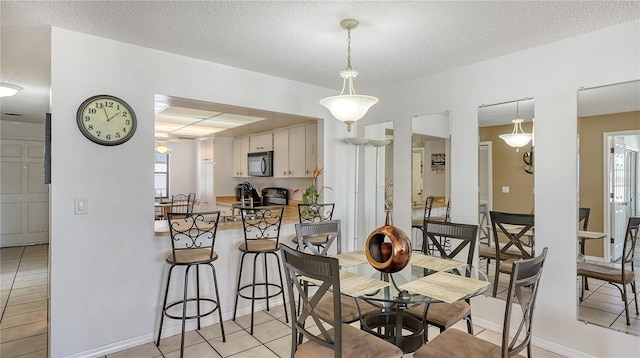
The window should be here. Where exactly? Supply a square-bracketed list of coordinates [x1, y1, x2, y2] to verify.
[155, 153, 169, 198]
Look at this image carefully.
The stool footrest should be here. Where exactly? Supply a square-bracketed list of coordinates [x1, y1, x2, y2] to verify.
[237, 283, 284, 300]
[163, 297, 220, 321]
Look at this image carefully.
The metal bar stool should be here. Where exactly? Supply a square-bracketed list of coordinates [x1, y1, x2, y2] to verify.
[232, 206, 289, 334]
[156, 211, 225, 358]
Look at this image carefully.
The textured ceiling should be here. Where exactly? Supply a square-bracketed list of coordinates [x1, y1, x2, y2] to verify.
[1, 1, 639, 124]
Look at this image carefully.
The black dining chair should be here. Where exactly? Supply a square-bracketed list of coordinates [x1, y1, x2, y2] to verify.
[414, 248, 548, 358]
[280, 244, 403, 358]
[578, 217, 639, 325]
[489, 211, 535, 297]
[292, 203, 335, 252]
[406, 220, 478, 342]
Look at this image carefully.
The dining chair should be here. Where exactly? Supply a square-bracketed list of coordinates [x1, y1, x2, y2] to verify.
[413, 247, 548, 358]
[232, 206, 288, 335]
[292, 203, 335, 252]
[170, 193, 192, 217]
[489, 211, 535, 297]
[411, 196, 435, 252]
[578, 216, 639, 325]
[156, 211, 225, 358]
[280, 244, 404, 358]
[406, 220, 478, 341]
[294, 220, 380, 324]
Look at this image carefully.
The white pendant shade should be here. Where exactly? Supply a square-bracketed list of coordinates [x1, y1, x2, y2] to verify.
[499, 119, 533, 148]
[156, 144, 169, 154]
[320, 19, 378, 132]
[320, 94, 378, 130]
[0, 83, 22, 97]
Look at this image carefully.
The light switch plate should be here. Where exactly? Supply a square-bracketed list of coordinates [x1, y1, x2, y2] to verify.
[74, 198, 88, 215]
[501, 186, 510, 193]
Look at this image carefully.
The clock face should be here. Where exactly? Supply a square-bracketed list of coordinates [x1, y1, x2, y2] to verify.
[76, 95, 137, 146]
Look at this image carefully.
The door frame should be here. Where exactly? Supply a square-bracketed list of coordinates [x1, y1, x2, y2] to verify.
[602, 129, 640, 262]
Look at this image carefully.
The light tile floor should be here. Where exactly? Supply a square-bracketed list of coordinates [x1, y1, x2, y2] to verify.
[1, 244, 569, 357]
[479, 254, 640, 336]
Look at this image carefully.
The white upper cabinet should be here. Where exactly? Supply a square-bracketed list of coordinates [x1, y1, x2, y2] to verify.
[274, 125, 309, 178]
[232, 137, 249, 177]
[249, 133, 272, 153]
[304, 123, 317, 177]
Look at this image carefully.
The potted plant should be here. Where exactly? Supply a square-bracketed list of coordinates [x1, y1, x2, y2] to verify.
[293, 167, 332, 204]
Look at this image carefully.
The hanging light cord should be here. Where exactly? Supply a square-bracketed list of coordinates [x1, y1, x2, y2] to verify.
[346, 27, 352, 70]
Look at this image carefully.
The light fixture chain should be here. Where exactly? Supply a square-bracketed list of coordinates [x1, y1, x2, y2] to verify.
[346, 28, 352, 70]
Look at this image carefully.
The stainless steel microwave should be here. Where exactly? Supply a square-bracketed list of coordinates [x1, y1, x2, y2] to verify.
[247, 151, 273, 177]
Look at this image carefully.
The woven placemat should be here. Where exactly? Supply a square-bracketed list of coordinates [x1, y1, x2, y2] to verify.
[338, 271, 390, 297]
[398, 271, 489, 303]
[300, 270, 389, 297]
[332, 250, 367, 267]
[410, 253, 465, 271]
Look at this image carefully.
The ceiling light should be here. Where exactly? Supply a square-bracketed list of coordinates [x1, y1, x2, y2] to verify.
[499, 101, 532, 151]
[156, 140, 169, 154]
[320, 19, 378, 132]
[0, 83, 22, 97]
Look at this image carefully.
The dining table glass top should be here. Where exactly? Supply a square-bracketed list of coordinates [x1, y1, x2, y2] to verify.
[331, 251, 490, 305]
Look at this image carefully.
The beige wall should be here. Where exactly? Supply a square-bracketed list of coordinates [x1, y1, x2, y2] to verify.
[578, 110, 640, 257]
[480, 122, 534, 214]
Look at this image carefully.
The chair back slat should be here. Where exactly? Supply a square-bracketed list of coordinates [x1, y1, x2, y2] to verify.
[502, 247, 548, 358]
[423, 196, 435, 220]
[622, 217, 640, 267]
[578, 207, 590, 231]
[489, 211, 535, 260]
[167, 211, 220, 262]
[240, 206, 284, 243]
[423, 220, 478, 265]
[295, 220, 342, 256]
[280, 244, 343, 357]
[298, 203, 335, 223]
[170, 193, 195, 215]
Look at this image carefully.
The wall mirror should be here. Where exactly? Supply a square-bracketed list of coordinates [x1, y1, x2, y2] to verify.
[576, 79, 640, 335]
[477, 98, 534, 300]
[411, 112, 451, 251]
[363, 122, 394, 236]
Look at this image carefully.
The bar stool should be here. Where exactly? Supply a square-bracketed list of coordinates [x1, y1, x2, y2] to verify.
[156, 211, 225, 357]
[292, 203, 335, 252]
[233, 206, 289, 334]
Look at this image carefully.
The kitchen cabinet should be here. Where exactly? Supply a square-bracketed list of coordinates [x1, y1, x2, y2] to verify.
[249, 133, 272, 153]
[304, 123, 317, 177]
[232, 137, 249, 177]
[274, 125, 306, 178]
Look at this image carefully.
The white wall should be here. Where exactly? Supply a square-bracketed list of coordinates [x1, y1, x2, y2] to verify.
[49, 19, 640, 357]
[358, 20, 640, 357]
[49, 27, 352, 357]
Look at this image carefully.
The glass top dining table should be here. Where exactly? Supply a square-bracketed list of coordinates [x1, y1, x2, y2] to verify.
[332, 251, 490, 305]
[328, 251, 490, 353]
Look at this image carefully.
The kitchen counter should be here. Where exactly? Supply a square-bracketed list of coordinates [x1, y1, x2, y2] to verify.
[156, 196, 301, 235]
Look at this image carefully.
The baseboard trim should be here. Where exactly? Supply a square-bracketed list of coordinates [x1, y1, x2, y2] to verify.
[66, 298, 287, 357]
[472, 317, 597, 358]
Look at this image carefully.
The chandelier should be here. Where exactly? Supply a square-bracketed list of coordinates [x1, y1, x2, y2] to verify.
[499, 101, 532, 151]
[320, 19, 378, 132]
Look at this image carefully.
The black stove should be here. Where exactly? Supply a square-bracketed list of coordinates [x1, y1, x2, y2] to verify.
[261, 187, 288, 206]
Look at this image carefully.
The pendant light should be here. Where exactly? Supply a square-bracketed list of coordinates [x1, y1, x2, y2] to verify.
[0, 82, 22, 97]
[156, 140, 169, 154]
[320, 19, 378, 132]
[499, 101, 532, 151]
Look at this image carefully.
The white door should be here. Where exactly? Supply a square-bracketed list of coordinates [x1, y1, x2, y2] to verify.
[609, 136, 628, 261]
[412, 149, 423, 205]
[0, 139, 49, 247]
[479, 142, 493, 240]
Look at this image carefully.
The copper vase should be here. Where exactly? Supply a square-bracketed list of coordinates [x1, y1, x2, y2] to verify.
[365, 211, 412, 273]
